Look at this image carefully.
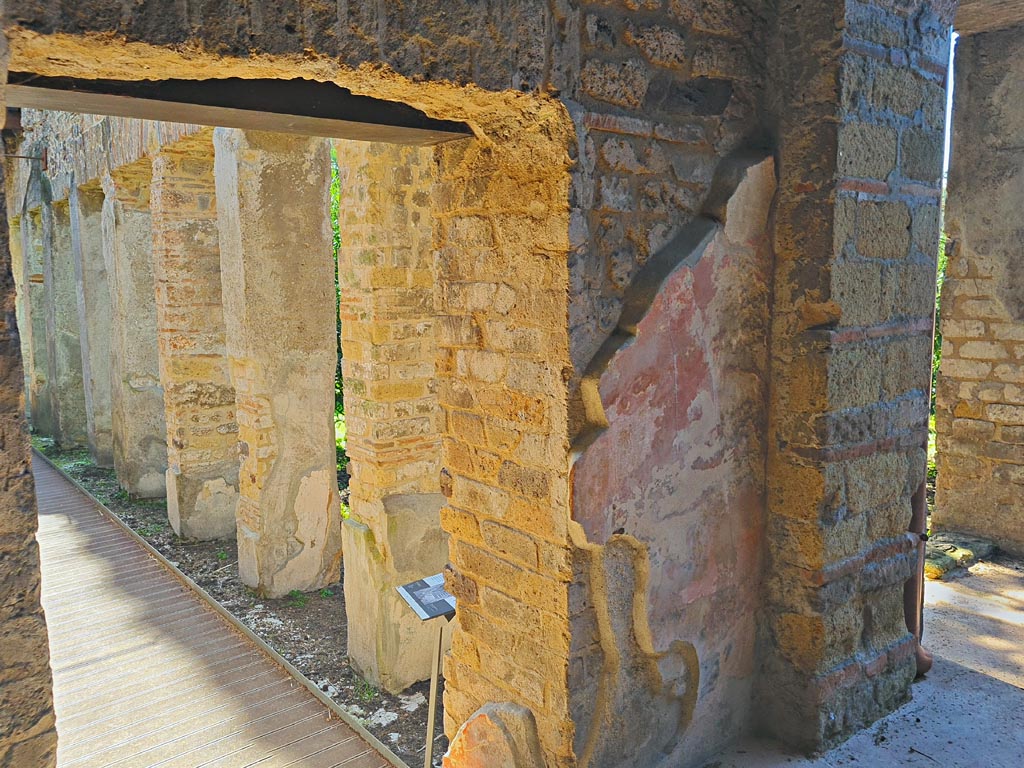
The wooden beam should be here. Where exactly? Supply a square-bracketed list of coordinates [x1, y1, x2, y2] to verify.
[957, 0, 1024, 36]
[4, 74, 471, 146]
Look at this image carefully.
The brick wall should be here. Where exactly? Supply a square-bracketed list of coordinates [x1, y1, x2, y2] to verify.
[758, 0, 949, 750]
[432, 122, 576, 767]
[567, 0, 768, 379]
[935, 25, 1024, 555]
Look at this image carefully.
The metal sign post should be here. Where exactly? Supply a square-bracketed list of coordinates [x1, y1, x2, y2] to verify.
[396, 573, 457, 768]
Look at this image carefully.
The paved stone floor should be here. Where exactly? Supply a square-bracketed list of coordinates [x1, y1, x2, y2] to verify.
[711, 559, 1024, 767]
[34, 456, 395, 768]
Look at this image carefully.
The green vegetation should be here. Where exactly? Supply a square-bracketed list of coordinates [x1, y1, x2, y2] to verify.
[216, 549, 229, 562]
[335, 412, 349, 476]
[330, 145, 349, 478]
[137, 522, 166, 537]
[354, 678, 378, 702]
[927, 216, 949, 510]
[931, 228, 949, 416]
[286, 589, 309, 609]
[319, 588, 334, 599]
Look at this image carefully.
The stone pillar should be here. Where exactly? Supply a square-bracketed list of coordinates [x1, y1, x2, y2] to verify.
[0, 153, 58, 768]
[757, 0, 950, 751]
[213, 128, 341, 597]
[935, 26, 1024, 556]
[151, 133, 238, 540]
[49, 201, 88, 447]
[431, 133, 576, 768]
[70, 184, 114, 467]
[20, 208, 57, 437]
[334, 140, 448, 693]
[102, 165, 167, 498]
[8, 216, 32, 421]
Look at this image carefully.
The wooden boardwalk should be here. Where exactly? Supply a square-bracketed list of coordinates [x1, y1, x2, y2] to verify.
[33, 456, 395, 768]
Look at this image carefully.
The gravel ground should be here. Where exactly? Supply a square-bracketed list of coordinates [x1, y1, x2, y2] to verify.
[34, 439, 447, 767]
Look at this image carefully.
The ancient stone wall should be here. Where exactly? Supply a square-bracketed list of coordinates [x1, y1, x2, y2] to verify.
[566, 0, 769, 380]
[48, 200, 87, 447]
[17, 204, 57, 438]
[7, 0, 566, 93]
[430, 113, 576, 768]
[935, 25, 1024, 556]
[0, 161, 57, 768]
[69, 183, 114, 466]
[757, 0, 948, 750]
[102, 160, 168, 497]
[0, 1, 957, 764]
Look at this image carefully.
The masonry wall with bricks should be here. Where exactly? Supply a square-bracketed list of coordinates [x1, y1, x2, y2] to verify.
[333, 139, 451, 693]
[755, 0, 949, 750]
[0, 1, 964, 767]
[935, 24, 1024, 556]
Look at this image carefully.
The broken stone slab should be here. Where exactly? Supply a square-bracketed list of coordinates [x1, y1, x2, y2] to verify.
[924, 531, 996, 580]
[442, 703, 545, 768]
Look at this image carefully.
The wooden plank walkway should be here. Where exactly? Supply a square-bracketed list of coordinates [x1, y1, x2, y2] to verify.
[33, 456, 394, 768]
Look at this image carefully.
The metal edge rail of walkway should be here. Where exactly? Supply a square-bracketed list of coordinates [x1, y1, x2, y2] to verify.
[32, 448, 409, 768]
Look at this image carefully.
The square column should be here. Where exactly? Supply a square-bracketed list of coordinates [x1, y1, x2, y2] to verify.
[70, 184, 114, 467]
[213, 128, 341, 597]
[757, 0, 950, 751]
[334, 140, 448, 693]
[151, 133, 238, 539]
[49, 201, 88, 447]
[20, 208, 57, 437]
[102, 165, 168, 498]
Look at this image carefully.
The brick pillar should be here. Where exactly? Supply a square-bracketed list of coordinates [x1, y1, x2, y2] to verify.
[0, 148, 58, 768]
[102, 165, 168, 498]
[334, 140, 447, 693]
[213, 128, 341, 598]
[70, 184, 114, 467]
[432, 133, 576, 766]
[49, 201, 88, 447]
[151, 133, 239, 540]
[20, 207, 57, 437]
[758, 0, 950, 750]
[935, 25, 1024, 556]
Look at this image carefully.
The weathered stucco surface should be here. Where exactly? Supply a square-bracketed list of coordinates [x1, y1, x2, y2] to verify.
[47, 201, 87, 447]
[570, 156, 774, 768]
[935, 25, 1024, 556]
[214, 127, 343, 597]
[102, 162, 168, 498]
[69, 184, 113, 466]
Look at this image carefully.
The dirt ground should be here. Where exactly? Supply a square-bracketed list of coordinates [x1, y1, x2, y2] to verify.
[34, 440, 447, 767]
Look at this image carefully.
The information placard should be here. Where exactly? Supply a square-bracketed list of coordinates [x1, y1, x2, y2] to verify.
[395, 572, 456, 621]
